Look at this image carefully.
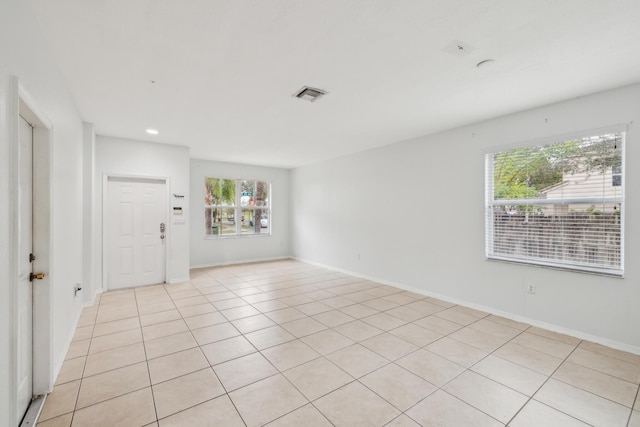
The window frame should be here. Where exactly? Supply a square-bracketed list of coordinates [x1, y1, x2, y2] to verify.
[204, 177, 272, 239]
[484, 127, 625, 277]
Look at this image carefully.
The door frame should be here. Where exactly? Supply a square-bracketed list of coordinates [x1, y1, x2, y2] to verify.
[102, 174, 171, 291]
[10, 77, 54, 423]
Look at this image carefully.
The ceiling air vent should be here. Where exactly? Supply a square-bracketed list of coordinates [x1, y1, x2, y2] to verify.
[293, 86, 328, 102]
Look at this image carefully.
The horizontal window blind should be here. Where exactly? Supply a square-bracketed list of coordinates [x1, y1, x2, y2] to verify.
[485, 132, 624, 276]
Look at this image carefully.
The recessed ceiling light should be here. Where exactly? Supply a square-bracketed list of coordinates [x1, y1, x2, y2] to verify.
[476, 59, 496, 69]
[293, 86, 328, 102]
[146, 129, 159, 135]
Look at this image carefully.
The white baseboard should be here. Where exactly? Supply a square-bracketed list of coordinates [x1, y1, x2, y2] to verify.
[293, 257, 640, 356]
[190, 256, 291, 270]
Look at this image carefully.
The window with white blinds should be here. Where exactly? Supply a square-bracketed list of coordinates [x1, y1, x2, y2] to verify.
[485, 131, 624, 276]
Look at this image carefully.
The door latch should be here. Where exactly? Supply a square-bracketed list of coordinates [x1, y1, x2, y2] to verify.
[29, 253, 36, 262]
[30, 272, 45, 281]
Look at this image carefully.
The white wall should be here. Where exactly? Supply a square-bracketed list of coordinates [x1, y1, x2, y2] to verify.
[0, 0, 85, 423]
[190, 159, 290, 267]
[291, 83, 640, 353]
[94, 136, 191, 288]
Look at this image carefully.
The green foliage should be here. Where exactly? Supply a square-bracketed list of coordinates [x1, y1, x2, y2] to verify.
[205, 178, 235, 206]
[493, 134, 622, 204]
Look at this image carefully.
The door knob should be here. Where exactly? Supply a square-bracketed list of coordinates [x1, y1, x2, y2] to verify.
[30, 272, 45, 281]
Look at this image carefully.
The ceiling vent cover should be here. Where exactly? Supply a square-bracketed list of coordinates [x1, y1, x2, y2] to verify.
[293, 86, 328, 102]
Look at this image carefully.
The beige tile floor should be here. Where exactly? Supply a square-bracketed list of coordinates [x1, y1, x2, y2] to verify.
[38, 260, 640, 427]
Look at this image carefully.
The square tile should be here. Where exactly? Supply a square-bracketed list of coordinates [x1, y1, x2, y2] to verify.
[264, 404, 333, 427]
[213, 352, 278, 391]
[265, 307, 307, 323]
[65, 339, 90, 360]
[553, 361, 637, 407]
[281, 317, 328, 338]
[153, 368, 225, 419]
[183, 311, 227, 330]
[145, 331, 197, 359]
[467, 318, 522, 340]
[494, 342, 564, 375]
[314, 381, 400, 427]
[84, 343, 146, 377]
[361, 312, 407, 331]
[296, 301, 333, 316]
[385, 306, 426, 322]
[535, 379, 630, 427]
[139, 309, 181, 326]
[283, 357, 354, 401]
[360, 333, 418, 361]
[158, 395, 245, 427]
[244, 325, 296, 350]
[191, 322, 240, 345]
[55, 357, 85, 385]
[229, 374, 308, 427]
[142, 319, 188, 341]
[340, 304, 378, 319]
[326, 344, 388, 378]
[213, 297, 248, 311]
[177, 303, 216, 318]
[509, 400, 591, 427]
[406, 389, 502, 427]
[471, 354, 547, 396]
[92, 317, 140, 337]
[262, 340, 320, 371]
[568, 348, 640, 383]
[39, 380, 81, 422]
[70, 388, 156, 427]
[231, 313, 276, 334]
[137, 301, 176, 316]
[360, 363, 437, 411]
[579, 341, 640, 366]
[76, 362, 150, 409]
[413, 315, 462, 335]
[35, 413, 73, 427]
[312, 310, 356, 327]
[251, 299, 289, 312]
[148, 347, 209, 384]
[334, 320, 383, 342]
[512, 331, 577, 359]
[448, 326, 509, 352]
[201, 335, 256, 365]
[89, 328, 142, 354]
[221, 305, 260, 321]
[301, 329, 355, 355]
[443, 370, 528, 423]
[388, 323, 441, 347]
[425, 336, 488, 367]
[171, 295, 208, 308]
[384, 415, 421, 427]
[396, 349, 464, 387]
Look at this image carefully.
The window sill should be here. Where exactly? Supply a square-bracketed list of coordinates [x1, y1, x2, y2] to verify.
[486, 256, 624, 278]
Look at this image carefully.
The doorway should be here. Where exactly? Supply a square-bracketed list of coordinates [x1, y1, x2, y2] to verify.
[106, 177, 168, 290]
[14, 80, 54, 426]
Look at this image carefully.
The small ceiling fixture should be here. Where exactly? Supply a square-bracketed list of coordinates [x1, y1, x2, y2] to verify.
[146, 128, 159, 135]
[443, 40, 476, 57]
[293, 86, 328, 102]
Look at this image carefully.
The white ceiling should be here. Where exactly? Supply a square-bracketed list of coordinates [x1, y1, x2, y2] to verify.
[33, 0, 640, 168]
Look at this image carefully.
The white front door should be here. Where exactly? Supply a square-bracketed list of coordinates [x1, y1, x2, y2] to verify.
[17, 116, 33, 423]
[107, 178, 166, 290]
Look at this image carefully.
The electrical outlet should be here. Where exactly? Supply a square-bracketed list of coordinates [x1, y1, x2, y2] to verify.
[526, 284, 536, 294]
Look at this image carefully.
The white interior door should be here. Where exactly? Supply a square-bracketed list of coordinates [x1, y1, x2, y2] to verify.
[107, 178, 166, 290]
[17, 116, 33, 423]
